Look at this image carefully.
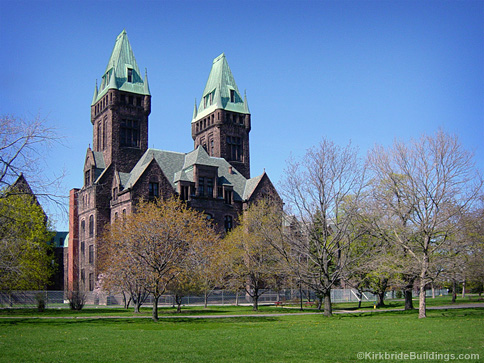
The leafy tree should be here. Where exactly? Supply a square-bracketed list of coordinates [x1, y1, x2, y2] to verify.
[0, 190, 54, 292]
[222, 200, 285, 311]
[367, 130, 482, 318]
[99, 197, 219, 321]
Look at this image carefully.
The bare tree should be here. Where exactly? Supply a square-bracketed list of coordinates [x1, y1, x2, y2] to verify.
[0, 114, 64, 200]
[367, 130, 482, 318]
[280, 138, 368, 316]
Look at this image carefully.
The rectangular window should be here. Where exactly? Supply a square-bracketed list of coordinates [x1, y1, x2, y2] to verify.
[88, 245, 94, 264]
[224, 189, 232, 205]
[103, 119, 107, 150]
[149, 182, 159, 198]
[81, 269, 85, 282]
[89, 273, 94, 291]
[85, 170, 91, 186]
[230, 89, 235, 103]
[120, 119, 140, 148]
[198, 177, 205, 196]
[181, 185, 189, 201]
[89, 215, 94, 237]
[224, 215, 233, 232]
[206, 178, 213, 198]
[227, 136, 243, 161]
[80, 241, 85, 257]
[127, 68, 133, 83]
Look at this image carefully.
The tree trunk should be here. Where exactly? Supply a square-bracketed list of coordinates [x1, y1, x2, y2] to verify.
[323, 290, 332, 317]
[152, 295, 159, 322]
[252, 290, 259, 311]
[204, 291, 208, 308]
[235, 291, 239, 306]
[418, 283, 426, 318]
[134, 299, 141, 313]
[418, 255, 429, 319]
[461, 279, 466, 299]
[404, 289, 414, 310]
[431, 282, 435, 299]
[175, 294, 182, 313]
[452, 279, 457, 303]
[376, 291, 386, 307]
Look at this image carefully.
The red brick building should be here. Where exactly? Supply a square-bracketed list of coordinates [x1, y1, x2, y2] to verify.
[68, 30, 280, 293]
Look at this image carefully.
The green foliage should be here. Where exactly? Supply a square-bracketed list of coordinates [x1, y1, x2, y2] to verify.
[0, 191, 54, 291]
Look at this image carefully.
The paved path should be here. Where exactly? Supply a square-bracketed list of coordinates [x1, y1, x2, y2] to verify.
[0, 302, 482, 320]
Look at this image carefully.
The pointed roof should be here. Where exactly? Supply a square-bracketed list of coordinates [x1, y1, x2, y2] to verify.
[192, 53, 249, 123]
[92, 30, 150, 105]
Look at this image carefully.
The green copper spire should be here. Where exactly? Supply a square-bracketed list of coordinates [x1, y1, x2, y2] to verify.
[93, 30, 150, 104]
[143, 69, 150, 95]
[193, 98, 198, 119]
[192, 53, 249, 123]
[91, 80, 98, 105]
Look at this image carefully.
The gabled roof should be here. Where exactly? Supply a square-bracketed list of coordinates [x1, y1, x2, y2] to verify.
[243, 173, 264, 200]
[192, 53, 249, 122]
[119, 146, 267, 203]
[92, 30, 150, 105]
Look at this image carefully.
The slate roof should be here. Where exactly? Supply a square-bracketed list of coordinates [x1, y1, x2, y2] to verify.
[92, 30, 150, 105]
[192, 53, 249, 123]
[110, 146, 264, 202]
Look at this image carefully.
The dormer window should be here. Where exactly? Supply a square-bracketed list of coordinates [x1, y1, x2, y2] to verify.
[230, 89, 235, 103]
[127, 68, 133, 83]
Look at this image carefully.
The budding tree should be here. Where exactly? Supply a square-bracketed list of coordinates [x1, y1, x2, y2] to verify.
[367, 130, 482, 318]
[99, 197, 219, 321]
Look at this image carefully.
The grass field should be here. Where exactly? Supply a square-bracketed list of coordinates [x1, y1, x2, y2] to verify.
[0, 302, 482, 362]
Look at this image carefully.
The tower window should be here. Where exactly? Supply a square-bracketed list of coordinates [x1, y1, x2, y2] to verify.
[230, 89, 235, 103]
[120, 119, 140, 148]
[227, 136, 243, 161]
[103, 118, 107, 150]
[127, 68, 133, 82]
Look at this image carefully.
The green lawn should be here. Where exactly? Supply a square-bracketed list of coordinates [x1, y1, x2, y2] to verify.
[0, 308, 482, 362]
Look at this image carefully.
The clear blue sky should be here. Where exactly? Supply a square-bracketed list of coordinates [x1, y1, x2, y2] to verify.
[1, 0, 483, 230]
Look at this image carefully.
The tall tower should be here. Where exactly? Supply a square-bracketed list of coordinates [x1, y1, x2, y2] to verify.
[90, 30, 151, 173]
[191, 53, 251, 179]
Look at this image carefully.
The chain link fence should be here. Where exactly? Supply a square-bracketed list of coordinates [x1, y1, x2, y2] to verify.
[0, 288, 448, 308]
